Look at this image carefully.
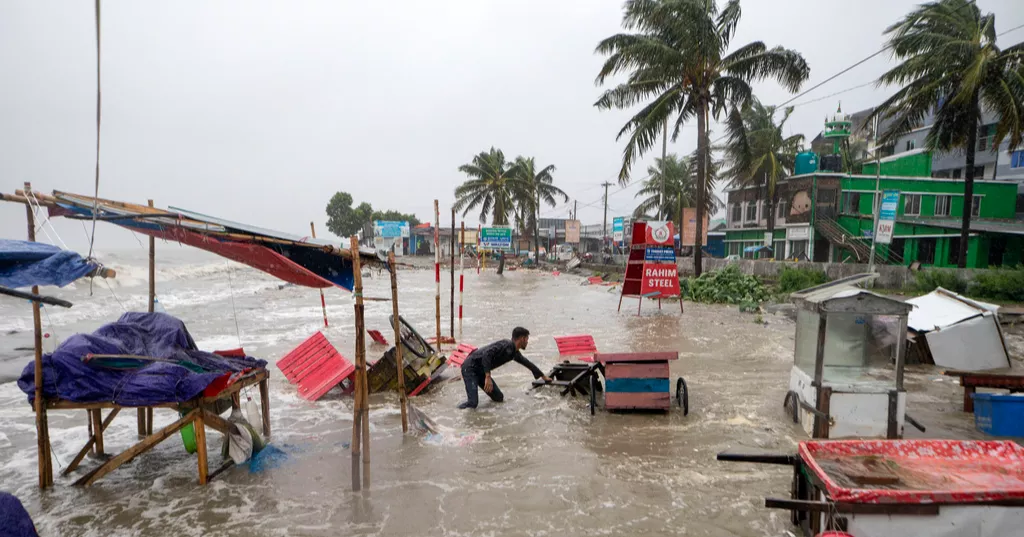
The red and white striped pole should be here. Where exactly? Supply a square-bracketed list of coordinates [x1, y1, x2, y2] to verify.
[459, 221, 465, 339]
[433, 200, 441, 346]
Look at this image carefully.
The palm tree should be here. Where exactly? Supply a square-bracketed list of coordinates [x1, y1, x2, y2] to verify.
[634, 153, 724, 252]
[595, 0, 809, 275]
[510, 156, 568, 263]
[722, 97, 803, 237]
[455, 148, 526, 274]
[865, 0, 1024, 268]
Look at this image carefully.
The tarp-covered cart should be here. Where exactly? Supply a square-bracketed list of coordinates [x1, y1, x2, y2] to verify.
[784, 275, 923, 439]
[719, 439, 1024, 537]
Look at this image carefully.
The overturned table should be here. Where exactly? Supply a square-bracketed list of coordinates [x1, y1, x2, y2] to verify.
[942, 368, 1024, 412]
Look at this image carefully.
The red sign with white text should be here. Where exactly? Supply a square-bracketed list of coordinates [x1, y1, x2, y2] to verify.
[645, 221, 675, 246]
[640, 263, 681, 297]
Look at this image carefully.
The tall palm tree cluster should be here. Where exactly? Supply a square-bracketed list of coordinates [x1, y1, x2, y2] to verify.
[594, 0, 810, 275]
[454, 148, 568, 272]
[633, 152, 723, 240]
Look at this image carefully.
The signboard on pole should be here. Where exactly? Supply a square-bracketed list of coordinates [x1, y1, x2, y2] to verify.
[612, 217, 624, 244]
[619, 222, 683, 313]
[644, 221, 675, 246]
[640, 263, 681, 297]
[565, 220, 581, 243]
[680, 208, 709, 247]
[875, 190, 900, 245]
[480, 226, 512, 249]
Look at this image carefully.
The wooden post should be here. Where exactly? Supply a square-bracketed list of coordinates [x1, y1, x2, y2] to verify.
[310, 222, 329, 328]
[90, 409, 105, 455]
[259, 376, 271, 437]
[25, 182, 52, 489]
[434, 200, 441, 347]
[350, 236, 370, 490]
[459, 222, 465, 340]
[194, 410, 208, 485]
[388, 252, 408, 433]
[140, 199, 155, 437]
[812, 312, 829, 438]
[450, 208, 455, 342]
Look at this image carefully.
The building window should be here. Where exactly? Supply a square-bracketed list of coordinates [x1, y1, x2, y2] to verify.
[918, 238, 936, 265]
[948, 237, 961, 266]
[973, 165, 985, 178]
[729, 242, 739, 256]
[774, 241, 785, 261]
[904, 194, 922, 216]
[1012, 150, 1024, 169]
[952, 168, 962, 179]
[905, 139, 916, 152]
[972, 195, 981, 218]
[745, 202, 757, 222]
[934, 195, 951, 217]
[842, 192, 861, 214]
[776, 199, 787, 220]
[932, 170, 951, 179]
[889, 238, 905, 263]
[978, 124, 996, 151]
[731, 204, 741, 224]
[790, 240, 808, 260]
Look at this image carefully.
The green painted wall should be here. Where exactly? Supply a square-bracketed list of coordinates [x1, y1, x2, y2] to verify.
[862, 151, 932, 177]
[840, 175, 1018, 219]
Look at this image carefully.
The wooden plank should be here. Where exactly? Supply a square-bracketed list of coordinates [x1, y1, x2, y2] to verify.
[595, 352, 678, 363]
[605, 378, 670, 393]
[89, 409, 105, 455]
[604, 392, 670, 410]
[195, 411, 208, 485]
[764, 498, 940, 516]
[75, 409, 199, 486]
[63, 408, 120, 476]
[259, 377, 271, 438]
[604, 363, 670, 379]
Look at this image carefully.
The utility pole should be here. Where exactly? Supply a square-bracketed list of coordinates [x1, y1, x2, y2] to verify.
[573, 200, 577, 222]
[602, 181, 612, 246]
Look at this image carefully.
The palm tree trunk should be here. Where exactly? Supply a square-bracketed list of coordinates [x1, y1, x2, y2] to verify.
[534, 191, 541, 265]
[661, 119, 668, 220]
[959, 95, 979, 269]
[678, 194, 683, 255]
[693, 100, 707, 277]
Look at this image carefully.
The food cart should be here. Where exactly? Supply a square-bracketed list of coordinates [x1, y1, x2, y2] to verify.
[784, 275, 922, 439]
[719, 439, 1024, 537]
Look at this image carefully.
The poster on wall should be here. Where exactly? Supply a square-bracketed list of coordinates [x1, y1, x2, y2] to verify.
[875, 190, 900, 245]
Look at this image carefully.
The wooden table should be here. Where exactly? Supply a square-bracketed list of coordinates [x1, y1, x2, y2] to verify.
[943, 369, 1024, 412]
[595, 352, 679, 411]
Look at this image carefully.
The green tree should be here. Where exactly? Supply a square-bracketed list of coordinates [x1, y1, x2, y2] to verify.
[722, 97, 803, 236]
[634, 153, 722, 244]
[594, 0, 809, 275]
[454, 148, 526, 274]
[371, 209, 421, 227]
[325, 192, 373, 238]
[865, 0, 1024, 268]
[511, 156, 568, 262]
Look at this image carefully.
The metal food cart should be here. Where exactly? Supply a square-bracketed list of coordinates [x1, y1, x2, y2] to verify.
[784, 275, 923, 439]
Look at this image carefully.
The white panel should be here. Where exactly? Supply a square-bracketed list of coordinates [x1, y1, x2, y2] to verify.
[849, 505, 1024, 537]
[829, 391, 905, 439]
[926, 315, 1010, 371]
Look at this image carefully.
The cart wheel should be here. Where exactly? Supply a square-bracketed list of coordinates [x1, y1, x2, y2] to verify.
[676, 377, 688, 416]
[783, 391, 800, 424]
[589, 374, 597, 415]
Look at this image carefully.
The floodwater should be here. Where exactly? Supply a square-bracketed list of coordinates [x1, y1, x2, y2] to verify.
[0, 249, 996, 537]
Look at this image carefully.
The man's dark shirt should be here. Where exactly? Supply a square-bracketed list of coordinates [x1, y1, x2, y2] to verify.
[464, 339, 544, 379]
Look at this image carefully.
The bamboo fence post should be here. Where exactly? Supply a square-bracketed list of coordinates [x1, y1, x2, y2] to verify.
[459, 222, 465, 340]
[25, 182, 52, 489]
[310, 222, 329, 328]
[388, 251, 408, 433]
[434, 200, 441, 347]
[194, 411, 208, 485]
[450, 209, 455, 343]
[350, 236, 370, 490]
[140, 199, 155, 437]
[349, 236, 363, 491]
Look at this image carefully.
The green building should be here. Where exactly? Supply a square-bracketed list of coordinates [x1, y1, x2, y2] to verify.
[723, 171, 1024, 268]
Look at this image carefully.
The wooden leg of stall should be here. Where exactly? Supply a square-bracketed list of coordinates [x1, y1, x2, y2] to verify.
[75, 409, 199, 487]
[194, 411, 208, 485]
[146, 408, 154, 435]
[137, 409, 147, 437]
[259, 377, 271, 438]
[90, 409, 105, 455]
[65, 408, 120, 475]
[26, 182, 53, 489]
[963, 385, 976, 413]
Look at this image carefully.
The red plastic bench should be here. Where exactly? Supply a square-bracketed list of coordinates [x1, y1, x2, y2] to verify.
[554, 334, 598, 363]
[447, 343, 478, 368]
[276, 332, 355, 401]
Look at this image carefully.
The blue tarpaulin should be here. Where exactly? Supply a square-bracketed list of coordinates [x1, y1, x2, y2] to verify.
[18, 312, 267, 406]
[0, 239, 96, 289]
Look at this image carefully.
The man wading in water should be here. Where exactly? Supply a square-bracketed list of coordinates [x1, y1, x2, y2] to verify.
[458, 327, 551, 409]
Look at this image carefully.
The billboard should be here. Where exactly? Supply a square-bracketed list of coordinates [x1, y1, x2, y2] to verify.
[374, 221, 409, 238]
[640, 263, 681, 297]
[875, 190, 900, 245]
[680, 208, 709, 246]
[480, 226, 513, 249]
[645, 221, 675, 246]
[565, 220, 581, 243]
[612, 217, 624, 243]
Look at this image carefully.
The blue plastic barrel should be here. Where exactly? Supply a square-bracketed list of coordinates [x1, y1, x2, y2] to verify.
[972, 393, 1024, 437]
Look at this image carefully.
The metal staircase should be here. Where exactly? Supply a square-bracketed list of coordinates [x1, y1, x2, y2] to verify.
[815, 217, 901, 265]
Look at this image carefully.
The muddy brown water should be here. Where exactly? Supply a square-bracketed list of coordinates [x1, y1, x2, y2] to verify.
[0, 251, 1004, 536]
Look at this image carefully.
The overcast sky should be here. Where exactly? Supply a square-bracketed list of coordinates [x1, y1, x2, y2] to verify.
[1, 0, 1021, 252]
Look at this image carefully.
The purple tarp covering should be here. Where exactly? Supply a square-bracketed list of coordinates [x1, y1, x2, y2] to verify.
[18, 312, 267, 406]
[0, 239, 96, 289]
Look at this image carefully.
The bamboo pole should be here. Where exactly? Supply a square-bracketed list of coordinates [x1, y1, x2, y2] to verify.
[388, 251, 408, 433]
[434, 200, 441, 347]
[25, 182, 52, 489]
[350, 239, 363, 491]
[459, 222, 465, 340]
[310, 222, 329, 328]
[140, 199, 155, 437]
[350, 235, 370, 490]
[450, 208, 455, 342]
